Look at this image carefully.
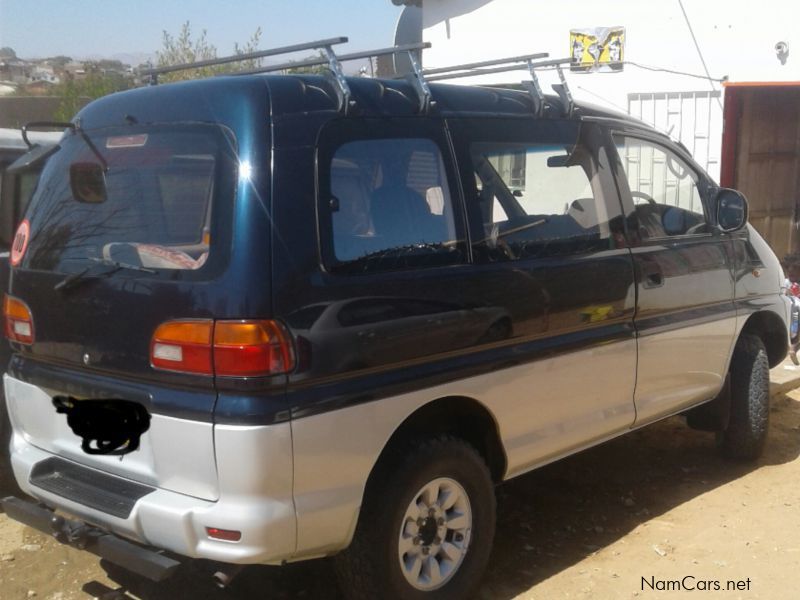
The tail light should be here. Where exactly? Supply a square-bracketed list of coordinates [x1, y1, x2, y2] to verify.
[213, 320, 295, 376]
[151, 319, 295, 377]
[4, 295, 34, 345]
[151, 320, 213, 375]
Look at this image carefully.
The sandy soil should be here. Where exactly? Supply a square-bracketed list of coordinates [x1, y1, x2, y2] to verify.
[2, 388, 800, 600]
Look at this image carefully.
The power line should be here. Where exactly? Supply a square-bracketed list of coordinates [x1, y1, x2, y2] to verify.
[677, 0, 724, 109]
[519, 61, 726, 84]
[624, 61, 727, 83]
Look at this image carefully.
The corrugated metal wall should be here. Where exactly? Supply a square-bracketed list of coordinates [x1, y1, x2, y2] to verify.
[627, 91, 723, 183]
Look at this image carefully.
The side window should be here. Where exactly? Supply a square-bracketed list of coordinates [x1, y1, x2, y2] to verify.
[324, 137, 463, 273]
[613, 135, 709, 238]
[16, 170, 41, 216]
[470, 140, 615, 260]
[0, 168, 40, 250]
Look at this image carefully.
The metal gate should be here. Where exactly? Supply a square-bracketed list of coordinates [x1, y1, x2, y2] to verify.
[627, 91, 723, 183]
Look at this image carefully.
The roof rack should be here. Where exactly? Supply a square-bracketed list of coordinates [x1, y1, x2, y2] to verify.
[523, 57, 574, 117]
[234, 41, 433, 114]
[422, 54, 574, 117]
[140, 38, 575, 117]
[140, 37, 432, 115]
[421, 52, 549, 80]
[141, 37, 349, 85]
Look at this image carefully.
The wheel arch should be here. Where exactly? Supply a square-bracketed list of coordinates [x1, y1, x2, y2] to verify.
[366, 396, 507, 489]
[740, 309, 788, 368]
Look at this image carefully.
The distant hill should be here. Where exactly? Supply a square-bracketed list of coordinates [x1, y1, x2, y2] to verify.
[77, 52, 156, 67]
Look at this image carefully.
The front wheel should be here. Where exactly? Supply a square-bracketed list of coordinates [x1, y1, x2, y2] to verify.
[717, 335, 770, 460]
[335, 436, 496, 600]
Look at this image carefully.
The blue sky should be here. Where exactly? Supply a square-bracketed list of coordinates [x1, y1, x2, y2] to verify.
[0, 0, 405, 61]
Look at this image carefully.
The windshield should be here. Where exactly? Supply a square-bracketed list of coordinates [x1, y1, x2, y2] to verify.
[22, 124, 235, 274]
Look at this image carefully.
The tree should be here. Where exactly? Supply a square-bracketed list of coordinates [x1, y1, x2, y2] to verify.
[155, 21, 263, 82]
[47, 55, 72, 68]
[285, 50, 330, 75]
[53, 71, 132, 121]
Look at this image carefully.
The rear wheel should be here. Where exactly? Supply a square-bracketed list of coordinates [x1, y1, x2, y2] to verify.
[335, 436, 495, 600]
[717, 335, 770, 460]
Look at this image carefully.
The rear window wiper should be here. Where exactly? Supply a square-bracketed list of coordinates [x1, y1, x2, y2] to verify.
[54, 258, 156, 292]
[88, 257, 156, 273]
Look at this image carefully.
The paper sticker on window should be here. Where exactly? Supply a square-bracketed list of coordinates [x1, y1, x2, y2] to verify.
[10, 219, 30, 267]
[106, 134, 148, 148]
[570, 27, 625, 73]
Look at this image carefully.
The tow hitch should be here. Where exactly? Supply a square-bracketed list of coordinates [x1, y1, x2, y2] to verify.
[49, 512, 94, 547]
[0, 496, 180, 582]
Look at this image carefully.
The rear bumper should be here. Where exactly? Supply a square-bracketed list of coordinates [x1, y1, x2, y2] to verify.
[6, 392, 298, 564]
[1, 495, 181, 581]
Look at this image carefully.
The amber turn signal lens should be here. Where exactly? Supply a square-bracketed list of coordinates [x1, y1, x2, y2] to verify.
[3, 294, 34, 345]
[150, 320, 213, 375]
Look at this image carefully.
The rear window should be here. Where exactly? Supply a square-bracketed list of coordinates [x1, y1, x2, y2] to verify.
[22, 124, 235, 274]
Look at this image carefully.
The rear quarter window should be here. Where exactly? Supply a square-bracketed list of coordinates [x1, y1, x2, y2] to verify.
[317, 121, 467, 275]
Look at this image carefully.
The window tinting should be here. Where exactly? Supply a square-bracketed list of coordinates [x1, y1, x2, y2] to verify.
[23, 126, 228, 273]
[327, 138, 461, 272]
[614, 135, 709, 238]
[471, 141, 613, 260]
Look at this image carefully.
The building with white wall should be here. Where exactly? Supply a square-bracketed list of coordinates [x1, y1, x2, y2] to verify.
[393, 0, 800, 254]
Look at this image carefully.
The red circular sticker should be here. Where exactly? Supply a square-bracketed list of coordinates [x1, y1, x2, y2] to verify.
[10, 219, 30, 267]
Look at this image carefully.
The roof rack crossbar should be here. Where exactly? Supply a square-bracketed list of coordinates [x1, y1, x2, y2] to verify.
[405, 49, 432, 114]
[523, 60, 545, 117]
[233, 42, 431, 76]
[552, 63, 575, 117]
[420, 52, 549, 77]
[321, 44, 353, 114]
[336, 42, 432, 65]
[424, 56, 567, 82]
[141, 36, 349, 84]
[426, 63, 530, 82]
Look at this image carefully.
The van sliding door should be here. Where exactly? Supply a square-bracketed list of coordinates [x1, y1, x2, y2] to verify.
[446, 118, 638, 477]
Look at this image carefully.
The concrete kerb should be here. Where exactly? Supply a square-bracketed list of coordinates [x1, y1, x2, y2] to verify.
[770, 357, 800, 397]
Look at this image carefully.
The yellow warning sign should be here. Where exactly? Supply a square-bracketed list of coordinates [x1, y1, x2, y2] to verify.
[570, 27, 625, 73]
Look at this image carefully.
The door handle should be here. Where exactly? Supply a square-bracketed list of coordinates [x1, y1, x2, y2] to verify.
[642, 262, 664, 288]
[639, 258, 664, 288]
[644, 272, 663, 288]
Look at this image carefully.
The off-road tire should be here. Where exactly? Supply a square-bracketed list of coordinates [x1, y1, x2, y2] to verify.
[334, 436, 496, 600]
[717, 334, 770, 460]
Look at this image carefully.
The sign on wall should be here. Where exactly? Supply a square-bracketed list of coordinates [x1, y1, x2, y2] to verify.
[570, 27, 625, 72]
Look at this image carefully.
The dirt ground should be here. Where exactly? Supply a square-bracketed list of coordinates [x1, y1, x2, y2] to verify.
[2, 388, 800, 600]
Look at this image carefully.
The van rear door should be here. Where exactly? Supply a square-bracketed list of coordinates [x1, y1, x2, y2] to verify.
[6, 123, 238, 500]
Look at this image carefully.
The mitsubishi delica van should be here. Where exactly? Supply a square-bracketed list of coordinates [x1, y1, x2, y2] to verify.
[0, 40, 792, 599]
